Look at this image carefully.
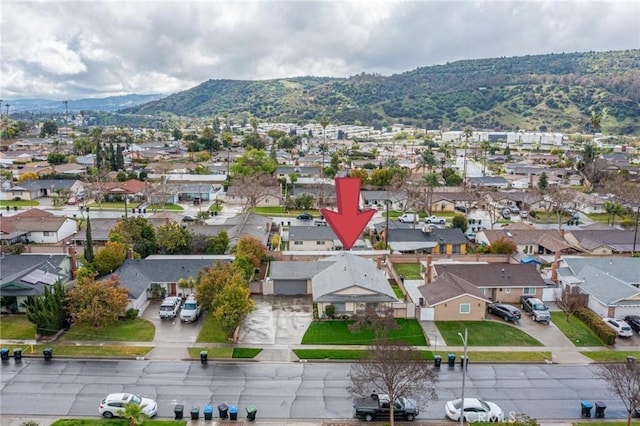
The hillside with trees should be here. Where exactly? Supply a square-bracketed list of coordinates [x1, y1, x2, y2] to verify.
[123, 50, 640, 135]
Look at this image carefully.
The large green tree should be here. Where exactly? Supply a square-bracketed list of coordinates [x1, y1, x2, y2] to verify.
[230, 149, 276, 176]
[110, 217, 157, 258]
[156, 222, 191, 254]
[94, 241, 127, 276]
[212, 280, 255, 338]
[66, 274, 129, 327]
[22, 281, 69, 336]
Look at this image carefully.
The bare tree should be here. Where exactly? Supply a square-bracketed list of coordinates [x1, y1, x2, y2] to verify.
[231, 173, 279, 210]
[348, 304, 398, 338]
[594, 361, 640, 426]
[348, 338, 438, 426]
[543, 187, 579, 230]
[554, 288, 587, 321]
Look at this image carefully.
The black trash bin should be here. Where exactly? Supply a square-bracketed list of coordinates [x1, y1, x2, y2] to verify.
[460, 355, 468, 370]
[190, 405, 199, 420]
[447, 353, 456, 367]
[13, 348, 22, 362]
[43, 348, 53, 361]
[581, 401, 593, 417]
[434, 355, 442, 369]
[218, 403, 229, 419]
[229, 405, 238, 421]
[200, 350, 208, 364]
[174, 404, 184, 420]
[0, 348, 9, 361]
[246, 405, 257, 421]
[627, 355, 637, 363]
[203, 405, 213, 420]
[595, 401, 606, 418]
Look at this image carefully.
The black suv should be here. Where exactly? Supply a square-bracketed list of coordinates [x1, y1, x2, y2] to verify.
[624, 315, 640, 333]
[487, 303, 521, 323]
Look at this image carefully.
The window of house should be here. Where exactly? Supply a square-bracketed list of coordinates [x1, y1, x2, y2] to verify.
[505, 287, 511, 293]
[523, 287, 536, 295]
[452, 244, 461, 254]
[439, 244, 446, 253]
[294, 241, 303, 245]
[43, 231, 54, 236]
[459, 303, 470, 314]
[264, 198, 270, 204]
[316, 240, 325, 245]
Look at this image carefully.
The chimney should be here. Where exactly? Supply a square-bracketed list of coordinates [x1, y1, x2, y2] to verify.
[425, 255, 432, 284]
[559, 228, 565, 238]
[550, 250, 560, 282]
[68, 245, 77, 279]
[127, 247, 134, 259]
[376, 257, 382, 270]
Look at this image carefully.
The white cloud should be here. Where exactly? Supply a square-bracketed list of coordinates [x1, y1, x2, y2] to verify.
[1, 0, 638, 99]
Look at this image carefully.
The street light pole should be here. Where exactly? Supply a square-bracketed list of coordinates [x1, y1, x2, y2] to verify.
[458, 328, 468, 426]
[385, 199, 390, 250]
[632, 203, 639, 257]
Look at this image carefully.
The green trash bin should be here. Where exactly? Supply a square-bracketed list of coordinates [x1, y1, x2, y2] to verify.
[246, 405, 257, 421]
[190, 405, 200, 420]
[200, 350, 208, 364]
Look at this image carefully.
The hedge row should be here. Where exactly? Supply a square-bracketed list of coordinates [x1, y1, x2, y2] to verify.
[574, 308, 617, 345]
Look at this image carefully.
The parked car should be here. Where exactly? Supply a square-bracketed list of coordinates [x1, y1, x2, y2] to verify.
[398, 213, 418, 223]
[99, 393, 158, 418]
[425, 215, 446, 224]
[455, 205, 469, 213]
[520, 211, 529, 219]
[520, 296, 550, 323]
[501, 211, 511, 220]
[465, 232, 476, 243]
[509, 205, 520, 214]
[354, 393, 419, 422]
[603, 318, 633, 338]
[487, 303, 521, 322]
[158, 296, 181, 320]
[179, 295, 201, 323]
[445, 398, 504, 422]
[181, 215, 196, 222]
[623, 315, 640, 333]
[297, 212, 313, 220]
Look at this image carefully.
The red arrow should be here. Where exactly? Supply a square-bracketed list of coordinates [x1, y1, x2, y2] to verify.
[321, 177, 375, 250]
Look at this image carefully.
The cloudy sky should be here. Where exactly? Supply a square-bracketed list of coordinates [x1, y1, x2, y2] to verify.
[2, 0, 639, 100]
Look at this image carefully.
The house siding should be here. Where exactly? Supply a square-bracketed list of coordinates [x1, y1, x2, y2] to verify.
[433, 295, 486, 321]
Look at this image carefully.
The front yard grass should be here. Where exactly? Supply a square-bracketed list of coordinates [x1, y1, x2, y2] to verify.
[53, 419, 186, 426]
[437, 321, 543, 346]
[87, 202, 129, 210]
[393, 263, 422, 280]
[196, 312, 229, 343]
[0, 200, 39, 207]
[148, 203, 184, 211]
[550, 312, 604, 346]
[581, 351, 640, 362]
[293, 349, 551, 362]
[0, 315, 36, 340]
[58, 318, 155, 342]
[0, 344, 152, 357]
[187, 347, 262, 359]
[302, 318, 427, 346]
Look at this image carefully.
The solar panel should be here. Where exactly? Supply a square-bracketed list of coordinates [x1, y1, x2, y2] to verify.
[22, 269, 61, 285]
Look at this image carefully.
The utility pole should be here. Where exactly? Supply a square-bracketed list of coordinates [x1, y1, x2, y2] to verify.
[458, 328, 468, 426]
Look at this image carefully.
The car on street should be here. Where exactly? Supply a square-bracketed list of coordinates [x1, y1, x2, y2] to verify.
[425, 215, 446, 224]
[99, 393, 158, 418]
[603, 318, 633, 337]
[509, 205, 520, 214]
[520, 211, 529, 219]
[445, 398, 504, 422]
[455, 205, 469, 213]
[623, 315, 640, 333]
[297, 212, 313, 220]
[182, 215, 196, 222]
[501, 211, 511, 220]
[487, 303, 521, 322]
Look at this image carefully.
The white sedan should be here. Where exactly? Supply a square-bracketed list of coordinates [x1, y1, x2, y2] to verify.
[99, 393, 158, 418]
[445, 398, 504, 422]
[603, 318, 633, 338]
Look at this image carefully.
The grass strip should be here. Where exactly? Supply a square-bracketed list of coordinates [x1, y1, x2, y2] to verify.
[0, 316, 36, 340]
[59, 318, 155, 342]
[550, 312, 604, 346]
[580, 351, 640, 362]
[437, 321, 543, 346]
[0, 344, 152, 357]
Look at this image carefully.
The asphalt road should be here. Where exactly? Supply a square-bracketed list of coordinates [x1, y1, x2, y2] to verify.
[0, 360, 630, 421]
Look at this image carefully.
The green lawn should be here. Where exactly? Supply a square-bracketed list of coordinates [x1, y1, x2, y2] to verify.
[58, 318, 155, 342]
[391, 285, 405, 299]
[187, 347, 262, 359]
[393, 264, 422, 280]
[0, 200, 39, 207]
[0, 315, 36, 340]
[301, 318, 427, 346]
[0, 344, 152, 357]
[292, 349, 551, 362]
[196, 312, 229, 343]
[148, 203, 184, 211]
[87, 202, 129, 210]
[53, 420, 186, 426]
[436, 321, 543, 346]
[550, 312, 604, 346]
[293, 349, 369, 360]
[232, 347, 262, 358]
[581, 351, 640, 362]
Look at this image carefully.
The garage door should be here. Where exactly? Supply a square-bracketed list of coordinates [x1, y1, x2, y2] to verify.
[273, 280, 307, 295]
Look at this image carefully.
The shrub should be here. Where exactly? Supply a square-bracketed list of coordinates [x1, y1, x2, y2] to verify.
[574, 308, 617, 345]
[123, 308, 139, 320]
[325, 304, 335, 319]
[529, 211, 538, 218]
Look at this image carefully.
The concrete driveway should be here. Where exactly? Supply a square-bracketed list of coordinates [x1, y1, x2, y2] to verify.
[237, 295, 313, 361]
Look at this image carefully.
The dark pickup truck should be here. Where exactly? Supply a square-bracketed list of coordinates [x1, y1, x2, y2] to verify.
[353, 394, 419, 422]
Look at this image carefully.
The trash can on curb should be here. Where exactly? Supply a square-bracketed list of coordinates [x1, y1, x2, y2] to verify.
[174, 404, 184, 420]
[460, 355, 468, 370]
[434, 355, 442, 369]
[200, 350, 208, 364]
[43, 348, 53, 361]
[246, 405, 257, 421]
[218, 403, 229, 419]
[0, 348, 9, 361]
[595, 401, 606, 418]
[447, 353, 456, 367]
[203, 405, 213, 420]
[190, 405, 199, 420]
[13, 348, 22, 362]
[229, 405, 238, 420]
[581, 401, 593, 417]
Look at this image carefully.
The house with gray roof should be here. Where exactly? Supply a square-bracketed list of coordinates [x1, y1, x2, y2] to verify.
[563, 229, 638, 255]
[378, 225, 468, 255]
[556, 256, 640, 318]
[0, 254, 72, 313]
[285, 225, 370, 251]
[266, 252, 397, 315]
[417, 271, 490, 321]
[107, 255, 233, 311]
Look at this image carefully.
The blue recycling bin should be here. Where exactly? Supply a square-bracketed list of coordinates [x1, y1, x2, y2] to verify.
[229, 405, 238, 421]
[0, 348, 9, 361]
[581, 401, 593, 417]
[203, 405, 213, 420]
[447, 353, 456, 367]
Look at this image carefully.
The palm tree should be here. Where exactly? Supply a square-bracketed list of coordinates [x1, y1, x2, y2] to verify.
[319, 142, 329, 177]
[417, 149, 437, 174]
[249, 116, 259, 133]
[604, 200, 625, 226]
[118, 402, 149, 426]
[320, 115, 329, 145]
[462, 128, 472, 189]
[422, 173, 441, 216]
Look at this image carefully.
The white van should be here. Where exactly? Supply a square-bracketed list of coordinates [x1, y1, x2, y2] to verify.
[398, 213, 418, 223]
[159, 296, 181, 320]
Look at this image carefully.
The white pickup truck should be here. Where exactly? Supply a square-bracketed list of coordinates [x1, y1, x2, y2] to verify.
[158, 296, 181, 320]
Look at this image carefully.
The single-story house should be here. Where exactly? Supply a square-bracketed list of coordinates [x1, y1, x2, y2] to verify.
[377, 224, 468, 255]
[285, 225, 371, 251]
[476, 225, 575, 257]
[563, 228, 639, 255]
[0, 254, 73, 313]
[2, 209, 77, 244]
[417, 271, 490, 321]
[225, 184, 282, 208]
[556, 256, 640, 319]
